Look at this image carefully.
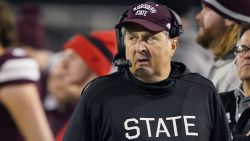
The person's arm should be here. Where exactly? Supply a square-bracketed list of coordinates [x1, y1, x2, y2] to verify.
[0, 83, 54, 141]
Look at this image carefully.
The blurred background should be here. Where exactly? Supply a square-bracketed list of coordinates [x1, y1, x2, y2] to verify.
[8, 0, 201, 52]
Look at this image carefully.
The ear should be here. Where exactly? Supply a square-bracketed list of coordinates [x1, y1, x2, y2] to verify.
[170, 37, 178, 57]
[225, 19, 236, 27]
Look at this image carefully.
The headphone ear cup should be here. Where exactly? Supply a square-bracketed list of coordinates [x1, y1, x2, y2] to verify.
[169, 26, 176, 38]
[168, 8, 183, 38]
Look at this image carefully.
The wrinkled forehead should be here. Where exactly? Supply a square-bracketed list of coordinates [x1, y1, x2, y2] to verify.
[122, 23, 169, 36]
[124, 28, 169, 40]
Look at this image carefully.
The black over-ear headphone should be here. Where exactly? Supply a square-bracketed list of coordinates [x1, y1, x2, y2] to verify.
[168, 8, 183, 38]
[113, 6, 183, 68]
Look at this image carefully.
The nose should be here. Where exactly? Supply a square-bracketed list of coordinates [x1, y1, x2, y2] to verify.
[61, 57, 69, 69]
[136, 41, 147, 53]
[195, 9, 203, 21]
[244, 50, 250, 59]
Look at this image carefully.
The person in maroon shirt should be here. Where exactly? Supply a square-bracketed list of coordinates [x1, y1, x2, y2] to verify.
[0, 1, 54, 141]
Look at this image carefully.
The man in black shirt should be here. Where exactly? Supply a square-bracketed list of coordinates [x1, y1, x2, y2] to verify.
[63, 1, 232, 141]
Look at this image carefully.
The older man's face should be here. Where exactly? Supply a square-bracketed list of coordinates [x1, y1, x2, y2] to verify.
[236, 29, 250, 81]
[124, 24, 177, 83]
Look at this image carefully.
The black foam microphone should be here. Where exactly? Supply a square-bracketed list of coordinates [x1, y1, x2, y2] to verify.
[113, 58, 132, 67]
[112, 53, 132, 69]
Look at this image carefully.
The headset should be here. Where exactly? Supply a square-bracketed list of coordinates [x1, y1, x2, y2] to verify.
[113, 4, 183, 69]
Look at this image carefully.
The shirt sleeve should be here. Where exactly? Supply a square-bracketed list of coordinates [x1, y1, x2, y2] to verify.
[0, 57, 40, 86]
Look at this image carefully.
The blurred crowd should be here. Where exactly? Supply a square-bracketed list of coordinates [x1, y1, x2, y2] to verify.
[0, 0, 250, 141]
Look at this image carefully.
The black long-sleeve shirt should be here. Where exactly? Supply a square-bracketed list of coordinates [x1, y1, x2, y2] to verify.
[63, 62, 232, 141]
[220, 90, 250, 141]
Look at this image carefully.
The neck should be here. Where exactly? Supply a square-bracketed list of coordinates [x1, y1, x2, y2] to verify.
[243, 81, 250, 97]
[134, 68, 171, 83]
